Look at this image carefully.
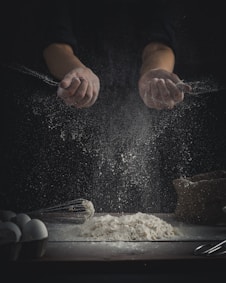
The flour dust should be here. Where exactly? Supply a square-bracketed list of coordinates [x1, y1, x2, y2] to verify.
[9, 64, 224, 213]
[26, 68, 223, 213]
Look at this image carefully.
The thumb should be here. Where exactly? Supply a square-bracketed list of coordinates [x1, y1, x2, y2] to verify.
[59, 77, 73, 89]
[176, 81, 192, 93]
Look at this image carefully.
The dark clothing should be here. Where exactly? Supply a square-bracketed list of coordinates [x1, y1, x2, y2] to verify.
[42, 0, 179, 56]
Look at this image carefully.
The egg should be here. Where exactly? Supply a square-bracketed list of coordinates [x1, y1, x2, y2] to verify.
[0, 226, 17, 244]
[11, 213, 31, 230]
[0, 210, 16, 221]
[22, 219, 48, 241]
[0, 221, 22, 242]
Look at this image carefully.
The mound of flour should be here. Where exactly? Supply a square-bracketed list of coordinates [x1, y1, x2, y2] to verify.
[76, 212, 180, 241]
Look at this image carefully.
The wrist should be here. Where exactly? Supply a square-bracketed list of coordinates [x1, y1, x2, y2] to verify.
[43, 43, 86, 80]
[140, 42, 175, 76]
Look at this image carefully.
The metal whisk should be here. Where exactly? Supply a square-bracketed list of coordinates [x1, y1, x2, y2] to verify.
[194, 239, 226, 256]
[28, 198, 95, 223]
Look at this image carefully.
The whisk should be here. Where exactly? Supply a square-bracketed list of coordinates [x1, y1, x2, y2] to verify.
[28, 198, 95, 223]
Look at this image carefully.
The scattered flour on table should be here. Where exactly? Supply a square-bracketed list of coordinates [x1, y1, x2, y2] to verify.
[74, 212, 181, 241]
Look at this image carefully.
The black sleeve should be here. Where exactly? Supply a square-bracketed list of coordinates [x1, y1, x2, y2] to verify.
[41, 0, 77, 51]
[41, 0, 180, 56]
[139, 0, 181, 56]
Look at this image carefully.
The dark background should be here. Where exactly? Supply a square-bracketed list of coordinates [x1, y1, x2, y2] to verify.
[1, 1, 226, 213]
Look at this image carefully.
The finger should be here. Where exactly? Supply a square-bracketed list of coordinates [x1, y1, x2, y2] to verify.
[83, 81, 100, 108]
[59, 78, 71, 89]
[66, 77, 81, 97]
[176, 81, 192, 93]
[157, 79, 175, 109]
[76, 84, 94, 108]
[85, 83, 99, 107]
[57, 77, 81, 99]
[166, 79, 184, 103]
[169, 73, 181, 84]
[60, 75, 80, 89]
[73, 78, 88, 103]
[148, 79, 165, 110]
[144, 79, 157, 108]
[59, 79, 87, 107]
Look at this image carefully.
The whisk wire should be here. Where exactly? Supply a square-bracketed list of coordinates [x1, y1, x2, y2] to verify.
[28, 198, 94, 220]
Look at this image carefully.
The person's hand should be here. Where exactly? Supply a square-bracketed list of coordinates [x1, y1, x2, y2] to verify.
[57, 67, 100, 108]
[138, 68, 192, 110]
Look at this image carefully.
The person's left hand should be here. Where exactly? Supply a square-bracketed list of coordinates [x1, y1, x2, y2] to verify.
[138, 68, 191, 110]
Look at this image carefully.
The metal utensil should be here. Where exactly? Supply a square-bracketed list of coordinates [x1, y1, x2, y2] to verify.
[176, 80, 226, 96]
[194, 239, 226, 256]
[28, 198, 95, 223]
[4, 63, 59, 87]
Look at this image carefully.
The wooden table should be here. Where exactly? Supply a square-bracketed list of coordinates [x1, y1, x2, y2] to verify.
[2, 213, 226, 282]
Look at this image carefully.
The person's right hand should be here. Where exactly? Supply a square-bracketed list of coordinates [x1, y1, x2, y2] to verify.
[57, 67, 100, 108]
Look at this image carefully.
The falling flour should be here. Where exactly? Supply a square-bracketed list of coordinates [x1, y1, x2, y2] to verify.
[74, 212, 180, 241]
[6, 63, 226, 213]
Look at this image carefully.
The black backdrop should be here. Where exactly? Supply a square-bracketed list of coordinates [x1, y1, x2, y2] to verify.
[1, 1, 226, 213]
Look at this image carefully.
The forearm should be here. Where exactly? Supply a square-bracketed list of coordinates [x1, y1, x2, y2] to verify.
[43, 43, 86, 80]
[140, 42, 175, 76]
